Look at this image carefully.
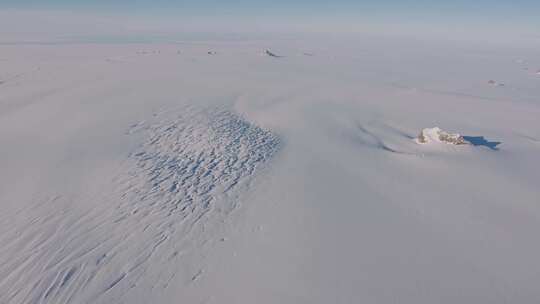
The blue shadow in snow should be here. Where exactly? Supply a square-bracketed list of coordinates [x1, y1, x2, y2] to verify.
[463, 136, 501, 150]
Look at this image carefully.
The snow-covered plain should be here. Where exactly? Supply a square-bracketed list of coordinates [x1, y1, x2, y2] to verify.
[1, 37, 540, 303]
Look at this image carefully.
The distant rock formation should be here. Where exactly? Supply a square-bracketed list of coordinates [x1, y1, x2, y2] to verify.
[488, 80, 505, 87]
[265, 50, 280, 57]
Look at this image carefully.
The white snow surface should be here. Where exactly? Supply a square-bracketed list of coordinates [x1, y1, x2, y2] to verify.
[1, 37, 540, 304]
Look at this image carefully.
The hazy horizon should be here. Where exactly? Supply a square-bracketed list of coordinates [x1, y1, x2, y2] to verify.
[1, 1, 539, 45]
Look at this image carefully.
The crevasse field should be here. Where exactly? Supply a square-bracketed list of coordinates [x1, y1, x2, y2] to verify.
[1, 36, 540, 303]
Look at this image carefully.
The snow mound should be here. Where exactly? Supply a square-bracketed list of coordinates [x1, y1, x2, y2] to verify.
[416, 127, 469, 145]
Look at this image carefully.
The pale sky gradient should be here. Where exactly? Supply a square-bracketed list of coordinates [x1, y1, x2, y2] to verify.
[1, 1, 539, 43]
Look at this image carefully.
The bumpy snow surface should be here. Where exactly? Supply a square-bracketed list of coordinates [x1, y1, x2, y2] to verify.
[0, 107, 279, 303]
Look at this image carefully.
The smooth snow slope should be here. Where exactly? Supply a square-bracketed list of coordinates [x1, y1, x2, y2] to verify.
[1, 37, 540, 303]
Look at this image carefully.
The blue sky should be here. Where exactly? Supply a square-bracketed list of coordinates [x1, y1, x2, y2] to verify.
[1, 0, 538, 40]
[2, 0, 538, 18]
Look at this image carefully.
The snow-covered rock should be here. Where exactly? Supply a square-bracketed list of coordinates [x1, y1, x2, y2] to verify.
[416, 127, 469, 145]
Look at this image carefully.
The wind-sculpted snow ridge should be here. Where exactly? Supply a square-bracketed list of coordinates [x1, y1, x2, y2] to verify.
[0, 107, 280, 304]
